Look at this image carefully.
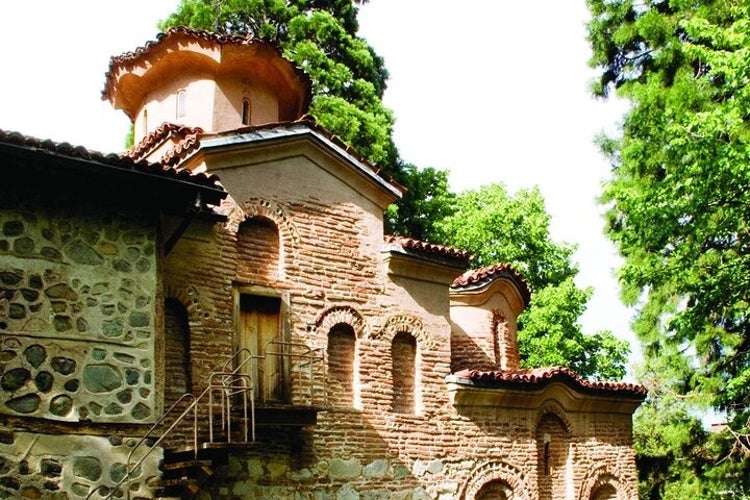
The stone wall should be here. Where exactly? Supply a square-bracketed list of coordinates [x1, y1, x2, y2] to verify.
[198, 405, 638, 500]
[0, 192, 158, 423]
[0, 430, 161, 499]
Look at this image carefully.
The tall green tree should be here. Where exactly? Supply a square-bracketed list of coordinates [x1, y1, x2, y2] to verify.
[432, 184, 629, 380]
[587, 0, 750, 495]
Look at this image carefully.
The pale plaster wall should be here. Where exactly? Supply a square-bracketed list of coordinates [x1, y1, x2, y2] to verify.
[208, 153, 388, 264]
[135, 77, 216, 140]
[214, 77, 279, 131]
[451, 288, 521, 372]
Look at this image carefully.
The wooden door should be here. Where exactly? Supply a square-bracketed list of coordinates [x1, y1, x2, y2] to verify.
[239, 295, 283, 402]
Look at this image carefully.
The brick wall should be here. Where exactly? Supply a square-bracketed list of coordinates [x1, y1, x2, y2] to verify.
[153, 152, 640, 499]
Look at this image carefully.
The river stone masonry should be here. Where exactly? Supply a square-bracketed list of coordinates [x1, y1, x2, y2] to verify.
[0, 431, 162, 499]
[0, 193, 157, 423]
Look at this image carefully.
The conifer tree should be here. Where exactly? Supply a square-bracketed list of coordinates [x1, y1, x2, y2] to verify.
[587, 0, 750, 495]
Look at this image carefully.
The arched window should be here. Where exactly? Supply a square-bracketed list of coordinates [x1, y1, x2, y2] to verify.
[176, 90, 187, 119]
[327, 324, 356, 407]
[536, 413, 570, 500]
[242, 98, 251, 125]
[164, 298, 191, 409]
[142, 108, 148, 135]
[237, 216, 281, 283]
[591, 484, 618, 500]
[391, 331, 417, 413]
[475, 479, 511, 500]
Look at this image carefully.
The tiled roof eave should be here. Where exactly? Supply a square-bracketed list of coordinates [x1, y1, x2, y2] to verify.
[384, 244, 469, 269]
[102, 27, 313, 110]
[383, 235, 471, 266]
[0, 129, 226, 205]
[447, 368, 647, 400]
[128, 123, 204, 162]
[451, 263, 531, 306]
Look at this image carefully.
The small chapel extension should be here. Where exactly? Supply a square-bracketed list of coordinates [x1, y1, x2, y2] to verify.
[0, 26, 645, 500]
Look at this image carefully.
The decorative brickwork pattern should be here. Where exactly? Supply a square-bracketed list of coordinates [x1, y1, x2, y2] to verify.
[460, 461, 531, 500]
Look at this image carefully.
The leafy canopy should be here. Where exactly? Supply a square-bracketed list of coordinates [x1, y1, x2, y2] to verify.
[587, 0, 750, 495]
[432, 184, 629, 380]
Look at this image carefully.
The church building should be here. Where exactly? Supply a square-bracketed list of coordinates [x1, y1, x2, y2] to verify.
[0, 27, 644, 499]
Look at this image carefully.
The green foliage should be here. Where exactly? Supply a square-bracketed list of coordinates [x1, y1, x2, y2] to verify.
[432, 184, 629, 380]
[433, 185, 576, 289]
[633, 372, 750, 500]
[386, 164, 455, 241]
[587, 0, 750, 496]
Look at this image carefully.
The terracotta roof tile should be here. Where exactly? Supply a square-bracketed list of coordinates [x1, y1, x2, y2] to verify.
[454, 367, 647, 399]
[102, 26, 312, 108]
[163, 133, 202, 167]
[128, 122, 204, 166]
[0, 128, 224, 193]
[451, 263, 531, 304]
[128, 123, 202, 161]
[384, 235, 471, 264]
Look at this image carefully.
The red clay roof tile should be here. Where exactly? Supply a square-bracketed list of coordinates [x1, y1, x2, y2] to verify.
[451, 263, 531, 304]
[384, 235, 471, 264]
[102, 27, 312, 109]
[128, 123, 204, 164]
[0, 128, 224, 193]
[454, 367, 646, 399]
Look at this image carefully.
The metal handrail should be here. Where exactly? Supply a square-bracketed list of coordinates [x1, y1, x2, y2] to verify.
[83, 391, 200, 500]
[223, 343, 324, 406]
[207, 371, 255, 443]
[87, 367, 254, 500]
[263, 340, 324, 406]
[88, 341, 323, 499]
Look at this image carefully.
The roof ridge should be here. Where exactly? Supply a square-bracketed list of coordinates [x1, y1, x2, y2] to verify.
[205, 118, 404, 194]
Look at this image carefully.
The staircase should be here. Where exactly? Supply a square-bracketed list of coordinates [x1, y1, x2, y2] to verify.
[86, 344, 324, 500]
[152, 447, 229, 498]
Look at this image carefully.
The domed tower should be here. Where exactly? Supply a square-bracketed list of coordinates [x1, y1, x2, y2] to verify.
[102, 27, 311, 163]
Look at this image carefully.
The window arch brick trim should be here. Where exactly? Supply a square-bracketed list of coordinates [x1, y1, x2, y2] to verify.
[371, 313, 431, 348]
[459, 460, 531, 500]
[164, 283, 209, 329]
[226, 198, 300, 279]
[578, 465, 630, 500]
[535, 400, 573, 435]
[315, 306, 366, 339]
